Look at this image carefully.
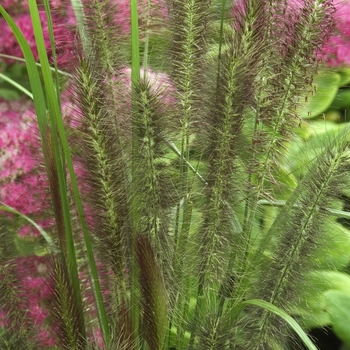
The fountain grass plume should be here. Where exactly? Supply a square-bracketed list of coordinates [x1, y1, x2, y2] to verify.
[1, 0, 347, 349]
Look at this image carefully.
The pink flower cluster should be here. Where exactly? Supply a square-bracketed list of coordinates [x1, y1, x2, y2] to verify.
[232, 0, 350, 69]
[15, 256, 55, 347]
[0, 256, 55, 348]
[2, 0, 349, 69]
[321, 0, 350, 67]
[0, 0, 77, 68]
[0, 98, 53, 237]
[113, 0, 168, 34]
[1, 0, 169, 69]
[119, 66, 176, 105]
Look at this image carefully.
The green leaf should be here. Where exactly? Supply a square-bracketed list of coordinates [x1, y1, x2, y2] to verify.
[0, 88, 21, 100]
[324, 290, 350, 347]
[310, 271, 350, 294]
[299, 71, 341, 119]
[14, 236, 39, 256]
[0, 72, 33, 99]
[232, 299, 318, 350]
[294, 271, 350, 328]
[330, 88, 350, 109]
[338, 68, 350, 87]
[0, 203, 54, 247]
[317, 222, 350, 270]
[286, 121, 348, 178]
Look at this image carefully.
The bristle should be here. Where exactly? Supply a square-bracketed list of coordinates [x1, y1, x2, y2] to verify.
[72, 59, 131, 280]
[131, 78, 178, 249]
[0, 260, 38, 349]
[83, 0, 123, 72]
[194, 0, 266, 307]
[168, 0, 212, 176]
[136, 234, 168, 350]
[1, 0, 343, 349]
[114, 300, 137, 350]
[235, 128, 350, 349]
[247, 0, 335, 194]
[44, 255, 87, 350]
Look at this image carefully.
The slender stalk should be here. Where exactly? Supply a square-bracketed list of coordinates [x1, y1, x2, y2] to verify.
[130, 0, 141, 343]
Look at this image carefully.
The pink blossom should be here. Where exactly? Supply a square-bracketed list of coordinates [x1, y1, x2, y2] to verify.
[0, 256, 56, 347]
[90, 327, 105, 349]
[0, 13, 39, 60]
[18, 218, 54, 238]
[0, 6, 77, 69]
[321, 0, 350, 67]
[0, 99, 38, 180]
[119, 67, 176, 105]
[111, 0, 168, 35]
[0, 98, 52, 236]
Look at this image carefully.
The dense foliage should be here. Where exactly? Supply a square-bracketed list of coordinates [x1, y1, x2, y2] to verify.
[1, 0, 350, 349]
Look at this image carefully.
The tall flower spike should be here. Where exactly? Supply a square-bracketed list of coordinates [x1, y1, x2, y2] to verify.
[234, 126, 350, 349]
[136, 234, 168, 350]
[44, 255, 86, 350]
[73, 60, 131, 279]
[188, 0, 268, 345]
[0, 235, 40, 349]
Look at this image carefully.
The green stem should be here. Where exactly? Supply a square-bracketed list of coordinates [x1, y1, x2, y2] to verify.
[130, 0, 141, 343]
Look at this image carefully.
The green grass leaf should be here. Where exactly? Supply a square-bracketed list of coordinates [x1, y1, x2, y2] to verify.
[0, 72, 33, 99]
[0, 203, 54, 247]
[233, 299, 318, 350]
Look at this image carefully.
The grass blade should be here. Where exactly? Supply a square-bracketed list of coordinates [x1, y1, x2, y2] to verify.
[232, 299, 317, 350]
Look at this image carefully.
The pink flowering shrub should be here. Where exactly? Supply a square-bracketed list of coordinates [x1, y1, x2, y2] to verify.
[112, 0, 168, 35]
[0, 255, 55, 348]
[3, 0, 350, 349]
[15, 256, 55, 347]
[119, 66, 176, 106]
[0, 93, 110, 348]
[321, 0, 350, 67]
[0, 0, 77, 68]
[0, 0, 168, 68]
[0, 98, 53, 237]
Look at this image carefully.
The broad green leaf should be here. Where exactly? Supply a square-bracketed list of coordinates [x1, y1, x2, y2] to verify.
[316, 222, 350, 270]
[338, 68, 350, 87]
[14, 236, 46, 256]
[324, 290, 350, 347]
[286, 121, 348, 178]
[299, 71, 341, 119]
[330, 88, 350, 109]
[306, 271, 350, 294]
[14, 236, 47, 257]
[294, 271, 350, 328]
